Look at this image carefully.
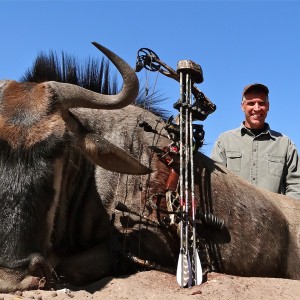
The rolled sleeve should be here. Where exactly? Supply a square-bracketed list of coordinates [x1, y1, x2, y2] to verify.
[211, 138, 227, 166]
[283, 141, 300, 200]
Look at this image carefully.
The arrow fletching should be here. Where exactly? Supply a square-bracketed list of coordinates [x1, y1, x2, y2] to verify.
[195, 250, 203, 285]
[176, 252, 190, 287]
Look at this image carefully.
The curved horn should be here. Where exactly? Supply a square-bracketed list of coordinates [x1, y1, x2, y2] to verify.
[48, 41, 139, 110]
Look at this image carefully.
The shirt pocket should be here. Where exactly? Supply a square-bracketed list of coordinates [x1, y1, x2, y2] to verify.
[267, 155, 284, 177]
[226, 150, 242, 172]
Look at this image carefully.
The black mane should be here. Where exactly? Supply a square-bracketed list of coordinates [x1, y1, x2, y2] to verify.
[20, 51, 169, 119]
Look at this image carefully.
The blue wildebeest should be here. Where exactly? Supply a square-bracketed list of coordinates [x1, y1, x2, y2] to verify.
[1, 42, 300, 292]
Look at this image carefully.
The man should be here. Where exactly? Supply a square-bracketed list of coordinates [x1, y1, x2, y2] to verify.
[211, 83, 300, 200]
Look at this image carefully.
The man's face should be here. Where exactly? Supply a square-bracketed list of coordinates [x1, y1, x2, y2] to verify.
[241, 92, 269, 129]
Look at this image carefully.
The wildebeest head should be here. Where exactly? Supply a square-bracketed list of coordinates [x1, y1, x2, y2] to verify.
[0, 42, 150, 292]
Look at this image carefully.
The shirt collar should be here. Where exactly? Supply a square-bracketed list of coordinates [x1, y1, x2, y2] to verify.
[240, 122, 273, 137]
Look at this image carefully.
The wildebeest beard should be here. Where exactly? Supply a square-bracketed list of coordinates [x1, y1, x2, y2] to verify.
[0, 136, 66, 269]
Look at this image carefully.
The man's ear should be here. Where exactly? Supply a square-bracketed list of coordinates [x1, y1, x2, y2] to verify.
[241, 102, 245, 111]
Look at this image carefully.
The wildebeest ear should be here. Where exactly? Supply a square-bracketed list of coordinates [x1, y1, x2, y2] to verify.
[78, 133, 152, 175]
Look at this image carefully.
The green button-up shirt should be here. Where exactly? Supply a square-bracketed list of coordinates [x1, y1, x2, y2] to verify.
[211, 123, 300, 200]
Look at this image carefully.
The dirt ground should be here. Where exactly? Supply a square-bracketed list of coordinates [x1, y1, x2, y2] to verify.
[1, 271, 300, 300]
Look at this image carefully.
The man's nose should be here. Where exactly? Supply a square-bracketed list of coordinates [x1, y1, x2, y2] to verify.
[253, 102, 260, 110]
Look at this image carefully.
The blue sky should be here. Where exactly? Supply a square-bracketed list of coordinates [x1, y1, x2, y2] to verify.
[1, 0, 299, 156]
